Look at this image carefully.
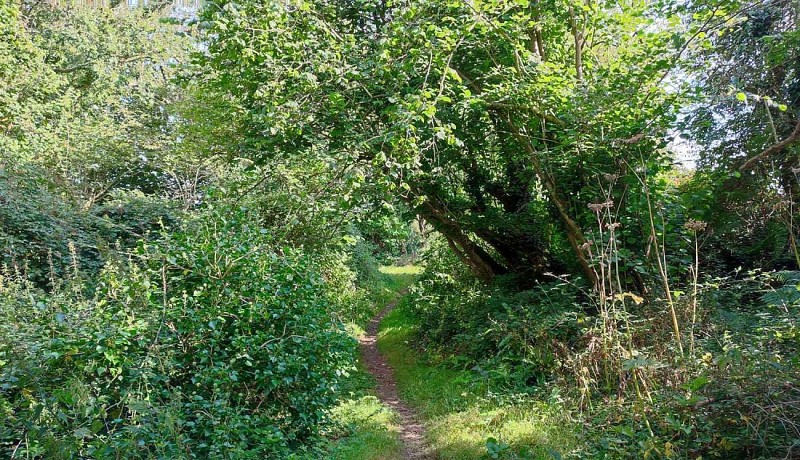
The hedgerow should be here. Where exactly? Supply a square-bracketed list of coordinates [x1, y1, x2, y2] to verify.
[0, 207, 355, 458]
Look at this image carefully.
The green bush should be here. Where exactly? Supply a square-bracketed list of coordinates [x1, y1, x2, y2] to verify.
[348, 236, 383, 287]
[408, 241, 583, 389]
[0, 166, 179, 288]
[0, 207, 355, 458]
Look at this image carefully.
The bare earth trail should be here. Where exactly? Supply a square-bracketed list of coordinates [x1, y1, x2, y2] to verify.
[359, 294, 431, 460]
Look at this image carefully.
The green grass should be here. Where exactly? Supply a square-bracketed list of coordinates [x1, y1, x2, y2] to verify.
[325, 395, 402, 460]
[371, 264, 423, 305]
[318, 265, 421, 460]
[321, 362, 403, 460]
[377, 302, 578, 459]
[379, 264, 424, 276]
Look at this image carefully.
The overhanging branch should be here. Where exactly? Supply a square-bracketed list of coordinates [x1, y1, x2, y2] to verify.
[739, 120, 800, 172]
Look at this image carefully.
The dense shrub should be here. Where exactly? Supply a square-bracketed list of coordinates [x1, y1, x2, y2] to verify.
[0, 165, 99, 283]
[408, 241, 583, 389]
[0, 166, 179, 287]
[0, 207, 355, 458]
[348, 236, 383, 286]
[408, 244, 800, 458]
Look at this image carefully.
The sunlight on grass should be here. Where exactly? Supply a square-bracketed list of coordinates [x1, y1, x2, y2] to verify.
[378, 265, 422, 294]
[427, 403, 573, 459]
[344, 322, 366, 340]
[379, 265, 424, 275]
[319, 358, 404, 460]
[319, 265, 421, 459]
[325, 396, 403, 460]
[378, 302, 577, 459]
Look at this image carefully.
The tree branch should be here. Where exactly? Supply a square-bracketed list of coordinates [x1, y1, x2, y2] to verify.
[568, 6, 583, 83]
[739, 120, 800, 172]
[54, 62, 92, 74]
[450, 67, 565, 126]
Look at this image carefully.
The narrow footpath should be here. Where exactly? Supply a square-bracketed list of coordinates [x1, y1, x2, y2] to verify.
[359, 294, 430, 459]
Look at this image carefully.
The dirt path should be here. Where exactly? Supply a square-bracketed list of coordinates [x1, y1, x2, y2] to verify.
[359, 296, 430, 460]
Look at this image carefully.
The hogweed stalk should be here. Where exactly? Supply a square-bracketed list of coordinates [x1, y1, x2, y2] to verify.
[684, 219, 707, 355]
[628, 161, 684, 356]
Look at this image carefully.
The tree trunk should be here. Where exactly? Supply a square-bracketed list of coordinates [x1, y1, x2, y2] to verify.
[419, 200, 508, 281]
[569, 6, 583, 83]
[505, 119, 598, 287]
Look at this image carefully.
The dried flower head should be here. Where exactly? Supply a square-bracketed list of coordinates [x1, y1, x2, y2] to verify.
[588, 201, 614, 213]
[606, 222, 622, 230]
[603, 173, 619, 182]
[580, 241, 594, 250]
[683, 219, 708, 232]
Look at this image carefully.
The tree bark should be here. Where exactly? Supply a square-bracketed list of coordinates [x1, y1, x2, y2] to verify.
[739, 119, 800, 172]
[568, 6, 583, 83]
[419, 200, 508, 281]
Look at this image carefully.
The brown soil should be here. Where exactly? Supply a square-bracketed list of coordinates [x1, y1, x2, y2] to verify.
[359, 296, 431, 459]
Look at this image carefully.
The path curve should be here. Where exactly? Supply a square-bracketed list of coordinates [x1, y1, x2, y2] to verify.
[359, 295, 430, 459]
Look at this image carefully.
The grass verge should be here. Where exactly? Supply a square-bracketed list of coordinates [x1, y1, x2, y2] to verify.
[377, 300, 577, 459]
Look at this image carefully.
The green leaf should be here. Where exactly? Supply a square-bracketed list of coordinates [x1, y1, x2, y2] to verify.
[735, 92, 747, 102]
[682, 375, 711, 391]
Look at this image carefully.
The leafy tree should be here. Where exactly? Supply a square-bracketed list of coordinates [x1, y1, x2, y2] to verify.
[197, 0, 742, 288]
[682, 0, 800, 269]
[3, 2, 199, 207]
[0, 2, 212, 282]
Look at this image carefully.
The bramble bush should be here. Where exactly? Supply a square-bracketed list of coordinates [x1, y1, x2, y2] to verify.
[0, 207, 355, 458]
[0, 165, 179, 288]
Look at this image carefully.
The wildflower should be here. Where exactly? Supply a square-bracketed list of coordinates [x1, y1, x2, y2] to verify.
[683, 219, 708, 232]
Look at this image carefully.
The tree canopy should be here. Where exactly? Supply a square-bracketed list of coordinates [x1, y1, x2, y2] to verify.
[198, 0, 798, 285]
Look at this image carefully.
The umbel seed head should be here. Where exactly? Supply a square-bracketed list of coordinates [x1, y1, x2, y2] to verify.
[683, 219, 708, 232]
